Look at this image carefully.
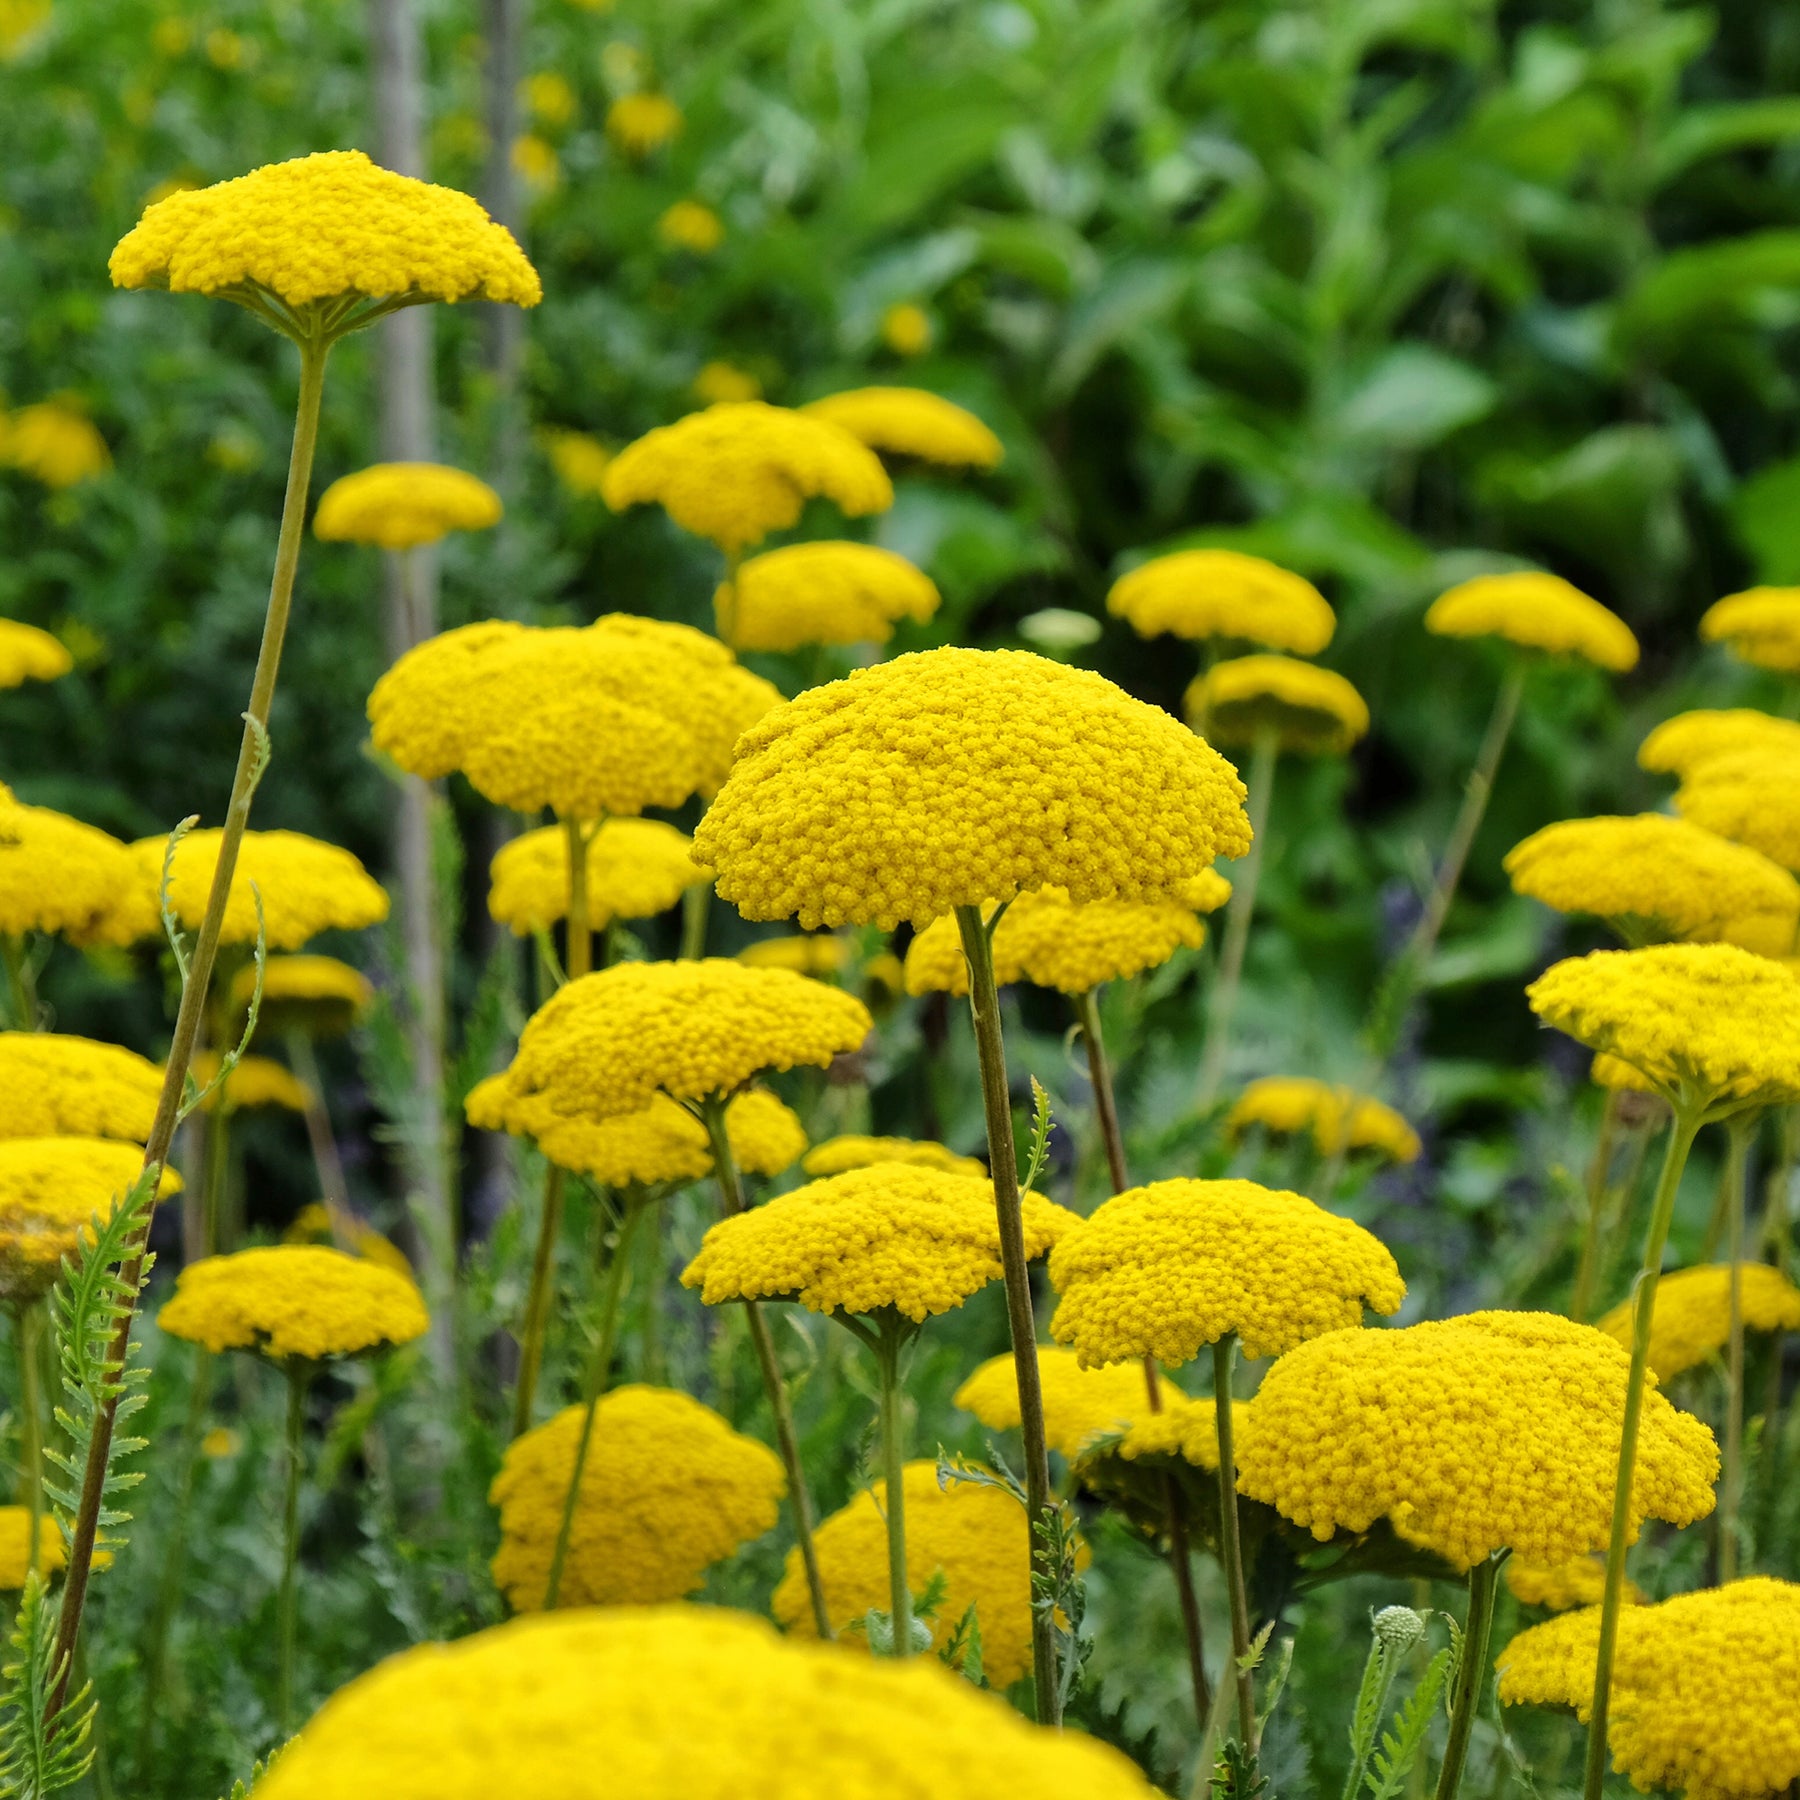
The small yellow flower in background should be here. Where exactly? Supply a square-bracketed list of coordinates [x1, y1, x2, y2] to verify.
[1425, 570, 1639, 671]
[801, 1134, 985, 1178]
[522, 70, 577, 127]
[284, 1201, 414, 1278]
[1595, 1262, 1800, 1380]
[203, 25, 244, 68]
[0, 400, 111, 488]
[1638, 706, 1800, 778]
[802, 387, 1001, 471]
[510, 134, 561, 194]
[0, 1033, 161, 1142]
[881, 301, 933, 355]
[150, 15, 191, 56]
[657, 198, 722, 254]
[1098, 1392, 1226, 1471]
[1675, 745, 1800, 874]
[599, 40, 641, 86]
[1225, 1077, 1422, 1163]
[182, 1050, 311, 1114]
[605, 91, 682, 156]
[0, 619, 71, 688]
[736, 934, 846, 976]
[0, 1506, 64, 1589]
[1699, 585, 1800, 673]
[691, 360, 761, 405]
[538, 427, 611, 497]
[314, 462, 502, 551]
[0, 787, 136, 942]
[488, 817, 705, 936]
[1186, 654, 1369, 757]
[956, 1346, 1156, 1459]
[0, 0, 51, 60]
[1504, 1554, 1640, 1612]
[716, 541, 938, 652]
[1107, 549, 1334, 653]
[233, 954, 372, 1040]
[198, 1426, 240, 1460]
[205, 419, 262, 471]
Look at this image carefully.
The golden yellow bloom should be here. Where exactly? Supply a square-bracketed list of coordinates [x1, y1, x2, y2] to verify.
[1237, 1310, 1718, 1570]
[1106, 550, 1334, 653]
[184, 1050, 310, 1114]
[1596, 1262, 1800, 1381]
[1506, 1555, 1641, 1612]
[0, 401, 110, 488]
[1590, 1051, 1660, 1095]
[157, 1244, 428, 1361]
[0, 620, 72, 686]
[693, 362, 761, 406]
[1676, 746, 1800, 874]
[1638, 708, 1800, 778]
[681, 1166, 1076, 1322]
[0, 792, 134, 941]
[313, 462, 502, 551]
[539, 428, 611, 497]
[1224, 1078, 1422, 1163]
[736, 935, 847, 976]
[601, 402, 893, 553]
[716, 541, 939, 653]
[489, 1387, 784, 1610]
[284, 1202, 414, 1278]
[254, 1604, 1156, 1800]
[801, 1135, 985, 1179]
[800, 388, 1002, 471]
[233, 954, 372, 1038]
[199, 1426, 240, 1459]
[0, 1033, 161, 1141]
[1048, 1178, 1404, 1366]
[1526, 943, 1800, 1107]
[523, 71, 576, 126]
[1700, 586, 1800, 673]
[488, 818, 705, 935]
[1099, 1393, 1225, 1471]
[1498, 1578, 1800, 1800]
[364, 619, 526, 776]
[1185, 655, 1368, 756]
[0, 1506, 63, 1589]
[881, 302, 933, 356]
[606, 92, 682, 155]
[657, 199, 723, 254]
[694, 647, 1252, 931]
[955, 1347, 1154, 1458]
[1425, 571, 1638, 671]
[109, 150, 540, 312]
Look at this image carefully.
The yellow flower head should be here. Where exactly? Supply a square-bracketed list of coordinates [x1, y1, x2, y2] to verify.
[313, 462, 502, 551]
[1048, 1178, 1404, 1366]
[881, 303, 933, 356]
[1590, 1051, 1660, 1095]
[364, 619, 527, 777]
[801, 1135, 985, 1179]
[0, 1033, 161, 1142]
[284, 1202, 414, 1278]
[1596, 1262, 1800, 1381]
[1185, 655, 1369, 756]
[0, 1506, 65, 1589]
[157, 1244, 428, 1361]
[716, 541, 940, 653]
[657, 199, 723, 254]
[108, 150, 541, 314]
[0, 620, 72, 686]
[1700, 586, 1800, 673]
[0, 402, 111, 488]
[799, 388, 1003, 471]
[736, 935, 847, 976]
[1424, 571, 1638, 671]
[523, 71, 576, 126]
[1498, 1578, 1800, 1800]
[693, 362, 761, 406]
[693, 647, 1252, 931]
[184, 1050, 310, 1114]
[606, 92, 682, 155]
[1506, 1555, 1642, 1613]
[487, 818, 705, 936]
[955, 1347, 1155, 1459]
[1526, 943, 1800, 1108]
[232, 954, 372, 1039]
[1676, 746, 1800, 874]
[200, 1426, 240, 1459]
[489, 1387, 784, 1610]
[681, 1166, 1076, 1323]
[540, 428, 611, 497]
[1095, 1392, 1225, 1472]
[1237, 1310, 1718, 1570]
[1107, 550, 1334, 653]
[253, 1604, 1155, 1800]
[1224, 1078, 1422, 1163]
[0, 793, 135, 941]
[601, 402, 893, 553]
[1638, 708, 1800, 778]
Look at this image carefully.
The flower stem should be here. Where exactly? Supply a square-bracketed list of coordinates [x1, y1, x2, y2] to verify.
[954, 904, 1059, 1724]
[510, 1162, 566, 1440]
[874, 1321, 912, 1655]
[1212, 1332, 1256, 1749]
[15, 1302, 44, 1575]
[1721, 1113, 1752, 1582]
[200, 1104, 231, 1257]
[1571, 1087, 1621, 1323]
[564, 816, 592, 980]
[2, 935, 37, 1030]
[283, 1032, 353, 1222]
[680, 883, 711, 960]
[1074, 985, 1129, 1196]
[1432, 1550, 1506, 1800]
[276, 1362, 310, 1739]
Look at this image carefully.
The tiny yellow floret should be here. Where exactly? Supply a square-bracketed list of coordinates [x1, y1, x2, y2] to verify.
[716, 541, 939, 652]
[314, 462, 502, 550]
[1107, 550, 1334, 652]
[1595, 1262, 1800, 1380]
[800, 388, 1002, 471]
[1185, 655, 1368, 756]
[1424, 571, 1638, 671]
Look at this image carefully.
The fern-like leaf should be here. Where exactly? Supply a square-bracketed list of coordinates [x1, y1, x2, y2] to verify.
[1021, 1076, 1055, 1196]
[1363, 1649, 1451, 1800]
[0, 1572, 95, 1797]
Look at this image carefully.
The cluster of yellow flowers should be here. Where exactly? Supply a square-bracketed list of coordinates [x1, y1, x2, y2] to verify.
[1185, 654, 1369, 756]
[1425, 571, 1639, 670]
[1675, 746, 1800, 874]
[1102, 1393, 1225, 1471]
[487, 818, 704, 935]
[1505, 1554, 1632, 1612]
[1699, 586, 1800, 672]
[0, 618, 72, 686]
[0, 1032, 161, 1140]
[183, 1050, 311, 1115]
[1596, 1262, 1800, 1379]
[736, 934, 849, 976]
[0, 1505, 65, 1590]
[0, 400, 110, 489]
[0, 787, 135, 941]
[239, 954, 371, 1037]
[1225, 1078, 1422, 1163]
[800, 388, 1004, 470]
[955, 1347, 1152, 1458]
[1637, 706, 1800, 776]
[284, 1202, 414, 1278]
[800, 1134, 985, 1178]
[313, 462, 502, 550]
[716, 541, 940, 652]
[1107, 549, 1334, 651]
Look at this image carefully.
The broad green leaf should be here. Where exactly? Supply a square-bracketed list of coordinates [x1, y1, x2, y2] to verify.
[1731, 456, 1800, 584]
[1323, 345, 1497, 453]
[1654, 97, 1800, 185]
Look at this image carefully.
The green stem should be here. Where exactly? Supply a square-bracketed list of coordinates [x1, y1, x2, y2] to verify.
[1074, 985, 1129, 1196]
[638, 1197, 665, 1383]
[2, 936, 36, 1030]
[1722, 1115, 1752, 1582]
[680, 882, 712, 960]
[276, 1362, 310, 1739]
[1212, 1333, 1256, 1749]
[1571, 1087, 1621, 1324]
[284, 1032, 352, 1220]
[564, 816, 592, 980]
[510, 1162, 567, 1440]
[200, 1104, 231, 1258]
[874, 1321, 912, 1655]
[15, 1304, 43, 1576]
[1432, 1551, 1507, 1800]
[1141, 1353, 1211, 1726]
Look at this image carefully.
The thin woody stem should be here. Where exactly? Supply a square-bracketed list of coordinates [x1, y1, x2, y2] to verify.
[1074, 985, 1129, 1196]
[564, 815, 593, 980]
[1721, 1114, 1752, 1582]
[1571, 1087, 1622, 1323]
[1212, 1333, 1256, 1750]
[276, 1363, 310, 1738]
[1432, 1551, 1507, 1800]
[510, 1162, 566, 1440]
[874, 1321, 913, 1656]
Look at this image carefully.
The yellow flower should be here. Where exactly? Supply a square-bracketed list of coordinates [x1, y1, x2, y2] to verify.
[539, 428, 611, 497]
[252, 1604, 1157, 1800]
[0, 401, 110, 488]
[735, 934, 847, 976]
[0, 1033, 161, 1141]
[1498, 1578, 1800, 1800]
[1097, 1392, 1225, 1471]
[1424, 571, 1638, 671]
[1107, 550, 1334, 653]
[0, 620, 71, 688]
[365, 618, 529, 777]
[693, 647, 1253, 931]
[487, 818, 705, 936]
[1590, 1050, 1660, 1095]
[1224, 1078, 1422, 1163]
[955, 1346, 1154, 1458]
[1185, 654, 1368, 756]
[1505, 1555, 1641, 1613]
[284, 1201, 414, 1278]
[716, 541, 939, 653]
[1595, 1262, 1800, 1381]
[109, 150, 541, 312]
[1638, 707, 1800, 778]
[692, 361, 761, 406]
[881, 302, 933, 356]
[0, 791, 134, 941]
[0, 1506, 63, 1589]
[1047, 1178, 1404, 1366]
[681, 1166, 1076, 1322]
[1526, 943, 1800, 1108]
[489, 1387, 784, 1610]
[1699, 586, 1800, 673]
[199, 1426, 240, 1459]
[1236, 1310, 1718, 1570]
[799, 388, 1002, 471]
[801, 1135, 985, 1179]
[606, 92, 682, 155]
[523, 71, 577, 127]
[157, 1244, 429, 1361]
[232, 954, 372, 1039]
[657, 199, 723, 254]
[184, 1050, 310, 1113]
[1676, 746, 1800, 874]
[205, 26, 244, 68]
[601, 403, 893, 553]
[0, 0, 50, 61]
[313, 462, 502, 551]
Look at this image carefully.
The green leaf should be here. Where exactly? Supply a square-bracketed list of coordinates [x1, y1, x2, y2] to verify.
[1731, 455, 1800, 584]
[1617, 231, 1800, 354]
[1653, 97, 1800, 184]
[1046, 259, 1190, 400]
[1323, 345, 1497, 454]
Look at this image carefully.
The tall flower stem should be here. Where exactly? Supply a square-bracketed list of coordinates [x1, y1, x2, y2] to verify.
[283, 1032, 354, 1223]
[1571, 1087, 1622, 1323]
[680, 884, 711, 960]
[510, 1163, 566, 1440]
[873, 1319, 913, 1655]
[1074, 985, 1129, 1196]
[276, 1361, 312, 1739]
[1211, 1332, 1256, 1749]
[954, 904, 1059, 1724]
[1, 935, 37, 1030]
[199, 1105, 231, 1257]
[1721, 1113, 1753, 1581]
[1432, 1550, 1507, 1800]
[15, 1303, 44, 1573]
[564, 816, 593, 980]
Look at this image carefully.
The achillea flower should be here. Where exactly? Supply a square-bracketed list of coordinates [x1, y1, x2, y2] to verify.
[1699, 586, 1800, 673]
[540, 428, 611, 497]
[799, 388, 1003, 471]
[284, 1201, 414, 1278]
[489, 1387, 784, 1609]
[523, 71, 576, 126]
[1184, 655, 1369, 756]
[955, 1347, 1153, 1458]
[606, 92, 682, 155]
[313, 462, 502, 550]
[157, 1244, 429, 1361]
[0, 1505, 65, 1588]
[487, 818, 705, 935]
[1595, 1262, 1800, 1380]
[1424, 572, 1638, 671]
[1225, 1078, 1422, 1163]
[1099, 1392, 1224, 1471]
[680, 1165, 1076, 1322]
[736, 935, 847, 976]
[657, 199, 723, 253]
[0, 620, 71, 687]
[0, 1033, 161, 1141]
[200, 1426, 239, 1459]
[1106, 550, 1334, 653]
[1676, 747, 1800, 873]
[184, 1050, 310, 1114]
[364, 619, 528, 778]
[693, 647, 1252, 931]
[1506, 1555, 1640, 1612]
[1590, 1051, 1659, 1095]
[0, 402, 110, 488]
[1498, 1577, 1800, 1800]
[0, 792, 135, 941]
[881, 302, 933, 356]
[1047, 1178, 1404, 1366]
[716, 541, 939, 652]
[801, 1135, 985, 1179]
[510, 135, 560, 193]
[1638, 708, 1800, 778]
[232, 954, 371, 1038]
[600, 402, 893, 553]
[1236, 1311, 1719, 1570]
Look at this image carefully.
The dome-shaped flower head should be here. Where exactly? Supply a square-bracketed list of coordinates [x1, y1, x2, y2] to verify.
[252, 1604, 1157, 1800]
[233, 954, 372, 1040]
[1676, 746, 1800, 874]
[606, 92, 682, 155]
[694, 647, 1252, 931]
[601, 402, 894, 554]
[183, 1050, 311, 1115]
[1699, 586, 1800, 673]
[1498, 1577, 1800, 1800]
[1236, 1310, 1718, 1570]
[801, 1134, 985, 1178]
[489, 1387, 784, 1610]
[1107, 550, 1334, 652]
[1224, 1078, 1422, 1163]
[799, 388, 1004, 471]
[1596, 1262, 1800, 1381]
[0, 1033, 161, 1142]
[0, 620, 71, 688]
[1639, 708, 1800, 779]
[681, 1165, 1076, 1323]
[364, 619, 528, 778]
[1504, 1555, 1639, 1613]
[0, 402, 110, 489]
[716, 541, 940, 652]
[1526, 943, 1800, 1110]
[955, 1346, 1157, 1459]
[1184, 655, 1369, 757]
[314, 462, 502, 550]
[735, 935, 847, 976]
[1048, 1177, 1403, 1367]
[284, 1202, 414, 1278]
[1425, 572, 1638, 671]
[0, 791, 135, 942]
[488, 818, 705, 936]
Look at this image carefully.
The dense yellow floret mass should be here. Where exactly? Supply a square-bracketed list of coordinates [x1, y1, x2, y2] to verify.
[157, 1244, 429, 1361]
[487, 818, 705, 934]
[0, 1505, 65, 1588]
[0, 402, 110, 488]
[254, 1604, 1158, 1800]
[0, 619, 71, 687]
[364, 619, 527, 777]
[694, 648, 1252, 931]
[1107, 550, 1334, 652]
[1225, 1078, 1422, 1163]
[1590, 1051, 1661, 1095]
[108, 150, 541, 310]
[284, 1202, 414, 1278]
[1676, 747, 1800, 874]
[657, 199, 723, 253]
[235, 954, 372, 1038]
[1185, 655, 1369, 756]
[1047, 1178, 1405, 1366]
[1498, 1578, 1800, 1800]
[313, 462, 502, 550]
[1098, 1392, 1225, 1471]
[1506, 1555, 1640, 1612]
[1424, 572, 1639, 670]
[716, 542, 940, 652]
[0, 792, 135, 940]
[801, 1135, 985, 1178]
[799, 388, 1003, 470]
[488, 1388, 784, 1610]
[1596, 1262, 1800, 1380]
[736, 935, 847, 975]
[955, 1347, 1154, 1458]
[600, 403, 894, 552]
[0, 1033, 161, 1141]
[1638, 708, 1800, 777]
[1699, 586, 1800, 673]
[681, 1166, 1076, 1322]
[185, 1050, 310, 1114]
[1236, 1311, 1719, 1570]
